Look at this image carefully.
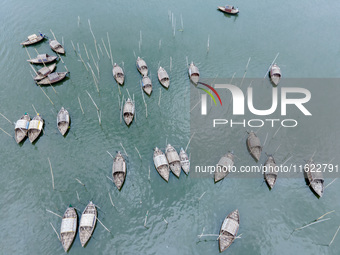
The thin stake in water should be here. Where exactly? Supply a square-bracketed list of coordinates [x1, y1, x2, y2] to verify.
[47, 157, 55, 190]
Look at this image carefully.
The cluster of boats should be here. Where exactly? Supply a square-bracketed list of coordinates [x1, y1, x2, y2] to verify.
[153, 145, 190, 182]
[59, 202, 97, 252]
[14, 107, 70, 144]
[215, 131, 324, 198]
[21, 32, 68, 85]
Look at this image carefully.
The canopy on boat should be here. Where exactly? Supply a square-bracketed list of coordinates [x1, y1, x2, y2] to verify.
[158, 70, 169, 80]
[80, 214, 96, 227]
[48, 72, 59, 81]
[221, 218, 238, 236]
[50, 40, 60, 48]
[154, 155, 168, 168]
[61, 218, 77, 233]
[113, 160, 125, 173]
[58, 113, 69, 123]
[37, 54, 48, 61]
[28, 34, 38, 40]
[38, 67, 51, 76]
[15, 119, 29, 130]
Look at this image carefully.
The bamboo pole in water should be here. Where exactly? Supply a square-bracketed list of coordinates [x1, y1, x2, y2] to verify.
[47, 157, 55, 190]
[78, 96, 84, 114]
[0, 127, 13, 138]
[101, 38, 110, 59]
[85, 90, 99, 111]
[83, 43, 90, 60]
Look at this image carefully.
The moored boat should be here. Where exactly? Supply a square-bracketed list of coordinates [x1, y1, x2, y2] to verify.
[270, 64, 281, 86]
[20, 33, 45, 46]
[14, 113, 30, 144]
[157, 66, 170, 88]
[57, 107, 70, 136]
[217, 5, 239, 15]
[60, 206, 77, 252]
[33, 63, 57, 81]
[215, 152, 234, 183]
[179, 148, 190, 175]
[136, 57, 148, 76]
[28, 114, 43, 143]
[37, 72, 68, 85]
[153, 147, 170, 182]
[219, 209, 240, 252]
[165, 144, 181, 178]
[264, 155, 277, 189]
[112, 63, 125, 85]
[112, 151, 126, 190]
[49, 39, 65, 54]
[142, 76, 152, 95]
[123, 98, 135, 126]
[304, 159, 324, 197]
[79, 201, 97, 247]
[188, 62, 200, 84]
[247, 131, 262, 161]
[27, 54, 57, 64]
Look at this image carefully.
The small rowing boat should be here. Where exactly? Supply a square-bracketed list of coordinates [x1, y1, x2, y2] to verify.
[179, 148, 190, 175]
[215, 152, 234, 183]
[247, 131, 262, 161]
[33, 63, 57, 81]
[60, 206, 77, 252]
[14, 113, 30, 144]
[304, 159, 324, 197]
[219, 209, 240, 252]
[27, 54, 57, 64]
[49, 39, 65, 54]
[142, 76, 152, 95]
[112, 151, 126, 190]
[153, 147, 170, 182]
[157, 66, 170, 88]
[165, 144, 181, 178]
[123, 98, 135, 126]
[136, 57, 148, 76]
[270, 64, 281, 86]
[217, 5, 239, 15]
[37, 72, 68, 85]
[113, 63, 125, 85]
[79, 201, 97, 247]
[57, 107, 70, 136]
[20, 33, 45, 46]
[188, 62, 199, 84]
[264, 155, 277, 189]
[28, 114, 43, 143]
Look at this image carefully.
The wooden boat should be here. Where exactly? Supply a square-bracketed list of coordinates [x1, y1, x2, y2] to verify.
[179, 148, 190, 175]
[28, 114, 43, 143]
[123, 98, 135, 126]
[136, 57, 148, 76]
[112, 151, 126, 190]
[264, 155, 277, 189]
[153, 147, 170, 182]
[37, 72, 68, 85]
[33, 63, 56, 81]
[215, 152, 234, 183]
[14, 113, 30, 144]
[20, 33, 45, 46]
[157, 66, 170, 88]
[27, 54, 57, 64]
[188, 62, 199, 84]
[79, 201, 97, 247]
[60, 206, 77, 252]
[165, 144, 181, 178]
[142, 76, 152, 95]
[57, 107, 70, 136]
[49, 39, 65, 54]
[112, 63, 125, 85]
[219, 209, 240, 252]
[270, 64, 281, 86]
[247, 131, 262, 161]
[217, 5, 239, 15]
[304, 159, 324, 197]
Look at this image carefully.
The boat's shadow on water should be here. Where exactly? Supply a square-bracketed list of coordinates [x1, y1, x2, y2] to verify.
[221, 12, 239, 21]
